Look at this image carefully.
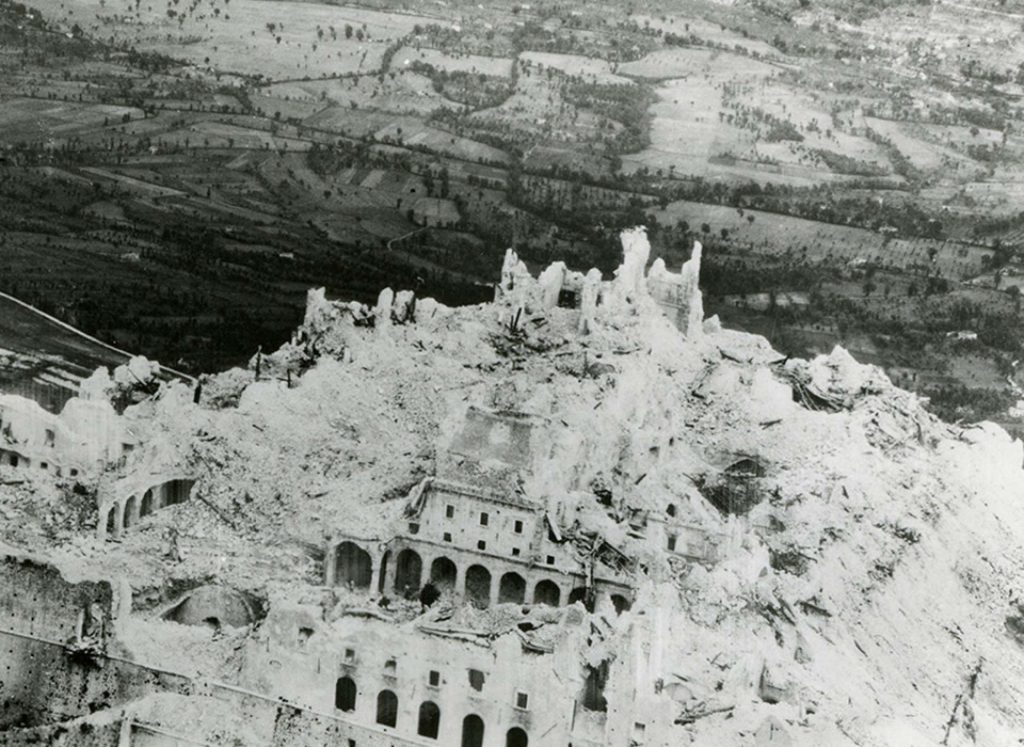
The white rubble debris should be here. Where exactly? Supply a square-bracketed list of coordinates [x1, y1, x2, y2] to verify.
[1, 228, 1023, 747]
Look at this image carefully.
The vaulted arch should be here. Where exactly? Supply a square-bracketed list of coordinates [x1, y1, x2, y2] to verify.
[533, 579, 560, 607]
[394, 548, 423, 596]
[498, 572, 526, 604]
[465, 565, 491, 608]
[335, 542, 373, 590]
[611, 594, 631, 615]
[123, 495, 137, 530]
[430, 556, 457, 590]
[140, 489, 154, 517]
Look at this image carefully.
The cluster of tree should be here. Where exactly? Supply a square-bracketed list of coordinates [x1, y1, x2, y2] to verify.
[561, 80, 656, 154]
[810, 148, 888, 177]
[922, 384, 1016, 423]
[509, 20, 652, 62]
[408, 61, 515, 110]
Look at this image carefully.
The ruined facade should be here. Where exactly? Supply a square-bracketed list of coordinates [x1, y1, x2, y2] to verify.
[3, 228, 1024, 747]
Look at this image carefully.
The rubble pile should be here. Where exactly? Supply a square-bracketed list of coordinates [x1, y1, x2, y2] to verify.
[1, 228, 1024, 746]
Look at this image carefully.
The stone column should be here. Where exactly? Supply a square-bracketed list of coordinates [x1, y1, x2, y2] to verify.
[489, 570, 500, 607]
[382, 543, 399, 597]
[324, 542, 337, 586]
[113, 501, 125, 539]
[454, 561, 467, 602]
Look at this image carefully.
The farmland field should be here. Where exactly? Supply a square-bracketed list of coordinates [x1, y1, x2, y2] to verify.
[392, 46, 513, 77]
[0, 99, 143, 141]
[61, 0, 441, 80]
[520, 52, 633, 85]
[2, 0, 1023, 425]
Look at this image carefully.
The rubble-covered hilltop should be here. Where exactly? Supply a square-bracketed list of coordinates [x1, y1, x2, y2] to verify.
[2, 229, 1024, 747]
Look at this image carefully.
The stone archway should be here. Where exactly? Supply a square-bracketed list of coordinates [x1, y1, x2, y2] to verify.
[498, 572, 526, 604]
[533, 579, 560, 606]
[465, 565, 491, 608]
[140, 489, 154, 518]
[104, 507, 117, 539]
[335, 542, 373, 590]
[430, 556, 457, 590]
[123, 495, 138, 530]
[394, 548, 423, 597]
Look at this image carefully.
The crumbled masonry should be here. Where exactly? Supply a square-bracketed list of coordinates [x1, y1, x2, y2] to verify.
[2, 228, 1024, 746]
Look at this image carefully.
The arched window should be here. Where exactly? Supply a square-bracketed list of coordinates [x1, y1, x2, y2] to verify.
[461, 714, 485, 747]
[394, 548, 423, 597]
[666, 503, 677, 517]
[507, 727, 529, 747]
[376, 689, 398, 727]
[465, 565, 491, 608]
[417, 701, 441, 739]
[335, 542, 373, 589]
[430, 556, 457, 590]
[533, 579, 560, 607]
[335, 676, 356, 712]
[610, 594, 631, 615]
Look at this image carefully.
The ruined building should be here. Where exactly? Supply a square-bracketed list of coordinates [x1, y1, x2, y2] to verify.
[2, 229, 1024, 746]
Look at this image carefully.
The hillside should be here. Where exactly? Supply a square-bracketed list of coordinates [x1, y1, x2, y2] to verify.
[1, 0, 1023, 429]
[0, 291, 142, 411]
[1, 230, 1022, 745]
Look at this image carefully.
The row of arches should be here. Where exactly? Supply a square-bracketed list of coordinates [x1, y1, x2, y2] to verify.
[100, 478, 194, 540]
[335, 678, 527, 746]
[331, 542, 631, 613]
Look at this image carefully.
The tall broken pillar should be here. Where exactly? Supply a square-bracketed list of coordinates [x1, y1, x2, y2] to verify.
[375, 288, 394, 333]
[537, 261, 567, 310]
[610, 227, 651, 309]
[681, 240, 704, 338]
[646, 240, 705, 337]
[578, 268, 603, 334]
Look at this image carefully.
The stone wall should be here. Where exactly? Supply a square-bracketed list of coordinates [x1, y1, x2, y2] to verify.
[272, 704, 426, 747]
[2, 719, 123, 746]
[242, 614, 578, 747]
[0, 629, 193, 729]
[0, 554, 116, 647]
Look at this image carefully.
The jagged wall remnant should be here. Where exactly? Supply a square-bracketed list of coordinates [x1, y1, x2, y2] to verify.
[647, 240, 705, 337]
[2, 227, 1024, 747]
[491, 227, 706, 338]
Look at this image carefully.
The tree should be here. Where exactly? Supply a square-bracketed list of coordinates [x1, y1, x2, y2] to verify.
[993, 238, 1014, 267]
[344, 23, 353, 39]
